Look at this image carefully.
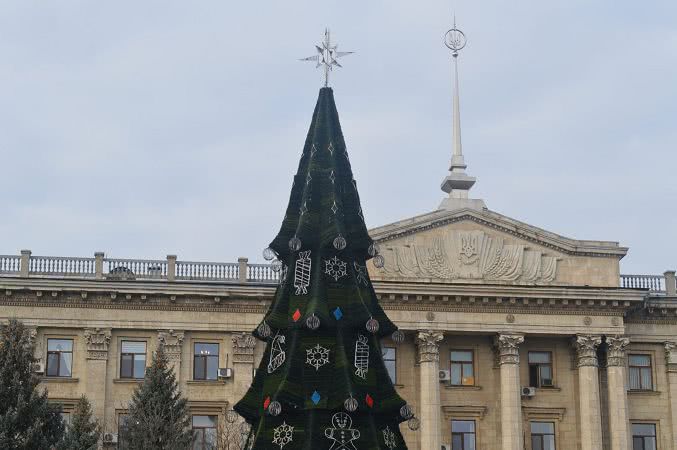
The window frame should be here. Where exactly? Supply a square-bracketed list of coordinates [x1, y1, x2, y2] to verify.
[631, 422, 657, 450]
[117, 412, 130, 450]
[382, 346, 397, 384]
[530, 421, 556, 450]
[193, 342, 220, 381]
[628, 354, 654, 391]
[528, 351, 554, 388]
[450, 349, 475, 387]
[451, 419, 476, 450]
[45, 338, 74, 378]
[119, 340, 147, 379]
[192, 415, 218, 450]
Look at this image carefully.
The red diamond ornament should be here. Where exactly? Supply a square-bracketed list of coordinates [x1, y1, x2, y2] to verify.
[292, 309, 302, 322]
[263, 396, 271, 410]
[365, 394, 374, 408]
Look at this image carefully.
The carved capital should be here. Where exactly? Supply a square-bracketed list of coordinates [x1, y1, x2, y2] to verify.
[416, 330, 444, 363]
[665, 342, 677, 373]
[573, 335, 602, 368]
[26, 326, 42, 363]
[232, 333, 256, 364]
[606, 336, 630, 367]
[158, 329, 185, 361]
[494, 334, 524, 365]
[84, 328, 112, 360]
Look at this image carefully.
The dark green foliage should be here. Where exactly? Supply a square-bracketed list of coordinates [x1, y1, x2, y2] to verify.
[57, 395, 100, 450]
[235, 88, 410, 449]
[124, 346, 192, 450]
[0, 318, 65, 449]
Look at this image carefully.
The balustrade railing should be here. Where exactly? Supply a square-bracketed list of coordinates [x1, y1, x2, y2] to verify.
[247, 263, 280, 283]
[29, 256, 96, 277]
[0, 255, 21, 274]
[620, 274, 665, 292]
[105, 258, 167, 279]
[176, 261, 239, 281]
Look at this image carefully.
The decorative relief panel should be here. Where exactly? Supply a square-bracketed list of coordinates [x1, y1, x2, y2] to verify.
[374, 230, 559, 284]
[158, 329, 185, 362]
[84, 328, 111, 360]
[232, 333, 257, 364]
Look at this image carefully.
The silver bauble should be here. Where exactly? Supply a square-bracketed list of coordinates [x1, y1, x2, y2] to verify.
[289, 236, 302, 252]
[262, 247, 276, 261]
[366, 318, 380, 334]
[400, 404, 414, 420]
[268, 401, 282, 416]
[407, 417, 420, 431]
[306, 314, 320, 331]
[333, 235, 347, 250]
[392, 330, 405, 344]
[373, 255, 385, 268]
[344, 397, 359, 412]
[257, 321, 272, 339]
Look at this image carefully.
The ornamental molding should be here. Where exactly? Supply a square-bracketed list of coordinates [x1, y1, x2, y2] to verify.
[84, 328, 112, 360]
[522, 406, 566, 422]
[442, 405, 487, 420]
[158, 329, 185, 361]
[606, 335, 630, 367]
[416, 330, 444, 363]
[664, 342, 677, 372]
[572, 335, 602, 367]
[493, 334, 524, 365]
[232, 332, 257, 364]
[26, 326, 43, 363]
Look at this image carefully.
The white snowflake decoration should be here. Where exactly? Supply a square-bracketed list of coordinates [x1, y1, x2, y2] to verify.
[272, 422, 294, 449]
[383, 426, 397, 449]
[325, 256, 347, 281]
[294, 251, 312, 295]
[306, 344, 330, 371]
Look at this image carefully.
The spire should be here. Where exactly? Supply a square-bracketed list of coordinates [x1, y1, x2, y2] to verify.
[439, 18, 486, 211]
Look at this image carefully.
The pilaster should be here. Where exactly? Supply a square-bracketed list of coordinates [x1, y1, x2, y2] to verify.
[416, 330, 443, 450]
[494, 333, 524, 450]
[158, 329, 185, 378]
[664, 342, 677, 449]
[83, 328, 111, 421]
[573, 335, 603, 450]
[232, 333, 257, 401]
[606, 336, 630, 450]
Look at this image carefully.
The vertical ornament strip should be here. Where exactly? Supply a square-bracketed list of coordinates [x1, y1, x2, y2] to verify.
[354, 334, 370, 379]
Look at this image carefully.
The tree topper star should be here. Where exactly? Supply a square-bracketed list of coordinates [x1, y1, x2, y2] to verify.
[300, 28, 353, 87]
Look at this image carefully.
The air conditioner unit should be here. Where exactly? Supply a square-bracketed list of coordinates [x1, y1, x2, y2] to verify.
[33, 362, 45, 374]
[102, 433, 118, 444]
[218, 368, 233, 379]
[438, 370, 451, 382]
[521, 386, 536, 397]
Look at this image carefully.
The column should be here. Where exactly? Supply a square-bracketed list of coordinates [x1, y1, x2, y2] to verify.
[84, 328, 112, 421]
[231, 333, 257, 402]
[606, 336, 631, 450]
[494, 334, 525, 450]
[416, 330, 444, 450]
[573, 335, 603, 450]
[664, 342, 677, 449]
[158, 329, 185, 379]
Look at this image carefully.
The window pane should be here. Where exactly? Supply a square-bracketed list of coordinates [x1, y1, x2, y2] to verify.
[121, 354, 133, 378]
[646, 437, 657, 450]
[452, 420, 474, 433]
[205, 428, 217, 449]
[629, 355, 650, 366]
[529, 364, 539, 387]
[452, 434, 463, 450]
[46, 353, 60, 376]
[134, 355, 146, 379]
[531, 422, 554, 434]
[629, 368, 641, 390]
[544, 435, 556, 450]
[48, 339, 73, 352]
[59, 352, 72, 377]
[532, 437, 543, 450]
[195, 343, 218, 355]
[633, 437, 643, 449]
[60, 412, 71, 426]
[192, 430, 203, 450]
[194, 357, 206, 379]
[464, 434, 476, 450]
[193, 415, 217, 427]
[528, 352, 551, 364]
[382, 347, 395, 360]
[451, 364, 462, 385]
[385, 360, 396, 383]
[640, 368, 652, 389]
[462, 363, 474, 385]
[541, 366, 553, 386]
[121, 341, 146, 354]
[206, 356, 219, 380]
[451, 351, 473, 362]
[632, 423, 656, 436]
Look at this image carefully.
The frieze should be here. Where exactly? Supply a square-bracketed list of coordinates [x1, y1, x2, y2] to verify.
[84, 328, 111, 360]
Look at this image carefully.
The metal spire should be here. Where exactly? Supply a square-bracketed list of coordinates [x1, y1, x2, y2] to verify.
[300, 29, 354, 87]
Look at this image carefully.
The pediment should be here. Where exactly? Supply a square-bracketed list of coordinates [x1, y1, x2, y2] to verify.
[367, 208, 627, 288]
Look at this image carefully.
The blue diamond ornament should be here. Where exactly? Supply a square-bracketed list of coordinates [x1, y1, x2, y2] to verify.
[333, 307, 343, 320]
[311, 391, 321, 405]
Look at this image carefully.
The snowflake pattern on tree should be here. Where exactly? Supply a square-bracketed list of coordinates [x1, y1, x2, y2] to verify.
[324, 256, 347, 281]
[306, 344, 330, 371]
[272, 422, 294, 449]
[383, 426, 397, 449]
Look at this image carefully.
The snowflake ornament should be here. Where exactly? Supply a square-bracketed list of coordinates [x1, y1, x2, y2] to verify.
[272, 422, 294, 449]
[383, 427, 397, 449]
[325, 256, 347, 281]
[306, 344, 330, 371]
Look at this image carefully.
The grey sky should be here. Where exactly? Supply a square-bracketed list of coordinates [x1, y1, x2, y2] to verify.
[1, 1, 675, 274]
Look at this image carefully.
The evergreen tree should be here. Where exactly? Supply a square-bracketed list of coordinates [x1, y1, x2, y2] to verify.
[235, 88, 415, 449]
[0, 318, 65, 449]
[125, 345, 192, 450]
[57, 395, 100, 450]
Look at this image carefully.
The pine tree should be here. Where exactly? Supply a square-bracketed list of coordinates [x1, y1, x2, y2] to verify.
[124, 345, 192, 450]
[57, 395, 100, 450]
[0, 318, 65, 449]
[234, 88, 415, 449]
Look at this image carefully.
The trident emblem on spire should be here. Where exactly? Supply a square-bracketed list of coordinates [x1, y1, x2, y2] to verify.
[300, 29, 354, 87]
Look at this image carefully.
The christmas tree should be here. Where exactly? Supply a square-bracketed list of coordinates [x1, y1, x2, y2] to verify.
[234, 87, 416, 449]
[56, 395, 100, 450]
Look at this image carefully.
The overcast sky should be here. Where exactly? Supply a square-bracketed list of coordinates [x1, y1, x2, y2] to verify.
[1, 1, 675, 274]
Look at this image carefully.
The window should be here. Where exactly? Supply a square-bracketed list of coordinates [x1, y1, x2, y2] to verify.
[450, 350, 474, 386]
[531, 422, 556, 450]
[118, 414, 130, 450]
[528, 352, 553, 387]
[46, 339, 73, 377]
[120, 341, 147, 379]
[629, 355, 653, 390]
[194, 343, 219, 380]
[60, 412, 71, 427]
[192, 415, 217, 450]
[632, 423, 657, 450]
[451, 420, 476, 450]
[382, 347, 397, 383]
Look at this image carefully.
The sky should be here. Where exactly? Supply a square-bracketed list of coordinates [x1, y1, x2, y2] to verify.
[0, 1, 675, 274]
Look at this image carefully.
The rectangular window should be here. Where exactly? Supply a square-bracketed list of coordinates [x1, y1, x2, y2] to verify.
[632, 423, 657, 450]
[46, 339, 73, 377]
[629, 355, 653, 390]
[120, 341, 147, 379]
[382, 347, 397, 384]
[531, 421, 556, 450]
[450, 350, 474, 386]
[528, 352, 553, 387]
[451, 420, 476, 450]
[60, 412, 71, 427]
[192, 415, 217, 450]
[194, 343, 219, 380]
[118, 414, 130, 450]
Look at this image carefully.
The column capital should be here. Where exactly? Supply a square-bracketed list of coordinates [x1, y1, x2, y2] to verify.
[232, 332, 257, 364]
[83, 328, 112, 360]
[416, 330, 444, 363]
[573, 334, 602, 367]
[665, 342, 677, 372]
[606, 335, 630, 367]
[494, 333, 524, 365]
[158, 329, 185, 361]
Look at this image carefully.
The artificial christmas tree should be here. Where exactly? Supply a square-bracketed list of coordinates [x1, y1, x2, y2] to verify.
[234, 87, 416, 449]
